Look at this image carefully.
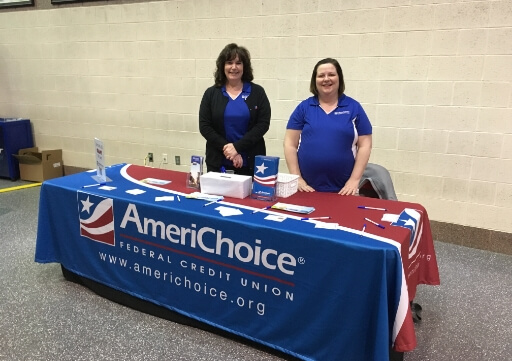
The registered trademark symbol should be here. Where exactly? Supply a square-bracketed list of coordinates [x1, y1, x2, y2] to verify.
[298, 257, 305, 265]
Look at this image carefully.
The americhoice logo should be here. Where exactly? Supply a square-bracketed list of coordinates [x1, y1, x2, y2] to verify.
[391, 208, 422, 259]
[119, 203, 298, 276]
[78, 192, 115, 246]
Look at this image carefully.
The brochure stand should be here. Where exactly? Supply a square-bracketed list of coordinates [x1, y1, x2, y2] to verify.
[251, 155, 279, 201]
[91, 138, 111, 184]
[187, 155, 204, 189]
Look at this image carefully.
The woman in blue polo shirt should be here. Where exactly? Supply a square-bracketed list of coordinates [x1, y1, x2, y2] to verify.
[199, 43, 271, 176]
[284, 58, 372, 195]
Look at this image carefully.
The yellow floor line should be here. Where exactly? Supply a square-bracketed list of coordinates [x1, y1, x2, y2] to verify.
[0, 183, 42, 193]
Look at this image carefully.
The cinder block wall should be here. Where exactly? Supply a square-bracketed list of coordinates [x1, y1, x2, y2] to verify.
[0, 0, 511, 250]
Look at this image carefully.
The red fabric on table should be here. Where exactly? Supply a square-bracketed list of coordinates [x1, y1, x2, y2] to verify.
[125, 165, 440, 352]
[126, 165, 440, 298]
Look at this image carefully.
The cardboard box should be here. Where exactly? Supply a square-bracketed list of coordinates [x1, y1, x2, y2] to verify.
[13, 147, 63, 182]
[200, 172, 252, 199]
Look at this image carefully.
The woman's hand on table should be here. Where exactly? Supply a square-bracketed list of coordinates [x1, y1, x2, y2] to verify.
[338, 179, 360, 196]
[298, 177, 315, 192]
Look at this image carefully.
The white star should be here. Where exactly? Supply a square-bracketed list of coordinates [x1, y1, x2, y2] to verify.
[256, 162, 268, 174]
[81, 196, 94, 214]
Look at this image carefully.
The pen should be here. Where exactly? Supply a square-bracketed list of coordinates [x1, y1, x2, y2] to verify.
[203, 199, 221, 207]
[364, 217, 385, 229]
[360, 223, 366, 237]
[177, 195, 181, 202]
[300, 216, 331, 221]
[82, 183, 106, 188]
[358, 206, 387, 211]
[252, 206, 271, 214]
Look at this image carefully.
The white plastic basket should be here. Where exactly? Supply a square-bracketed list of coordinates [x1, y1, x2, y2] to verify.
[276, 173, 299, 198]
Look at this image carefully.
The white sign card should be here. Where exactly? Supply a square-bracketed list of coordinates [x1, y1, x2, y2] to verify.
[93, 138, 107, 183]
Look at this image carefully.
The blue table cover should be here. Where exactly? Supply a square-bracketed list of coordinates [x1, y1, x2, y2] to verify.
[35, 164, 413, 361]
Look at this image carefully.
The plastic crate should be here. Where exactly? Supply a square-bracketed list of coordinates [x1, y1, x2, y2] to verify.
[276, 173, 299, 198]
[0, 118, 34, 180]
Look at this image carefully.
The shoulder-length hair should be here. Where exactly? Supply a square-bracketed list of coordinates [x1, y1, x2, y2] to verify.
[214, 43, 254, 86]
[309, 58, 345, 96]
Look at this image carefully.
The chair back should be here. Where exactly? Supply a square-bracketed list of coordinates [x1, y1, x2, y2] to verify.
[358, 163, 398, 200]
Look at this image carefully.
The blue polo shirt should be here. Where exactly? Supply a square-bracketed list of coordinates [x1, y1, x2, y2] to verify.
[222, 82, 251, 167]
[286, 94, 372, 192]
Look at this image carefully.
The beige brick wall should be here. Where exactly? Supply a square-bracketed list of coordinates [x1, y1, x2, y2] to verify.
[0, 0, 511, 233]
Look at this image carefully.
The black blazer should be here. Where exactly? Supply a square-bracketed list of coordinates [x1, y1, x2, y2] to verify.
[199, 82, 271, 172]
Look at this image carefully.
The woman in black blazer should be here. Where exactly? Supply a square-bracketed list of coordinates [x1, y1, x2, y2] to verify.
[199, 43, 271, 176]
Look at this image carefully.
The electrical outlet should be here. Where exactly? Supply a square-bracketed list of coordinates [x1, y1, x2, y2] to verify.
[148, 152, 153, 163]
[175, 155, 180, 165]
[162, 153, 168, 164]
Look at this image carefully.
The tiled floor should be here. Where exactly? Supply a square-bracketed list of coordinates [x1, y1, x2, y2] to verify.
[1, 179, 510, 361]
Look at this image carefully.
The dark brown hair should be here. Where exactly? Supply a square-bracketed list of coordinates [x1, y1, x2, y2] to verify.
[214, 43, 254, 86]
[309, 58, 345, 96]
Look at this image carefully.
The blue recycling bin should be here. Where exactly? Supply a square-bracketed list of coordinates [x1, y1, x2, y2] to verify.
[0, 118, 34, 180]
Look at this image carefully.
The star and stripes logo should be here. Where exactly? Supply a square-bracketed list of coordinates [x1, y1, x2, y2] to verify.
[78, 192, 115, 246]
[391, 208, 423, 259]
[253, 162, 277, 187]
